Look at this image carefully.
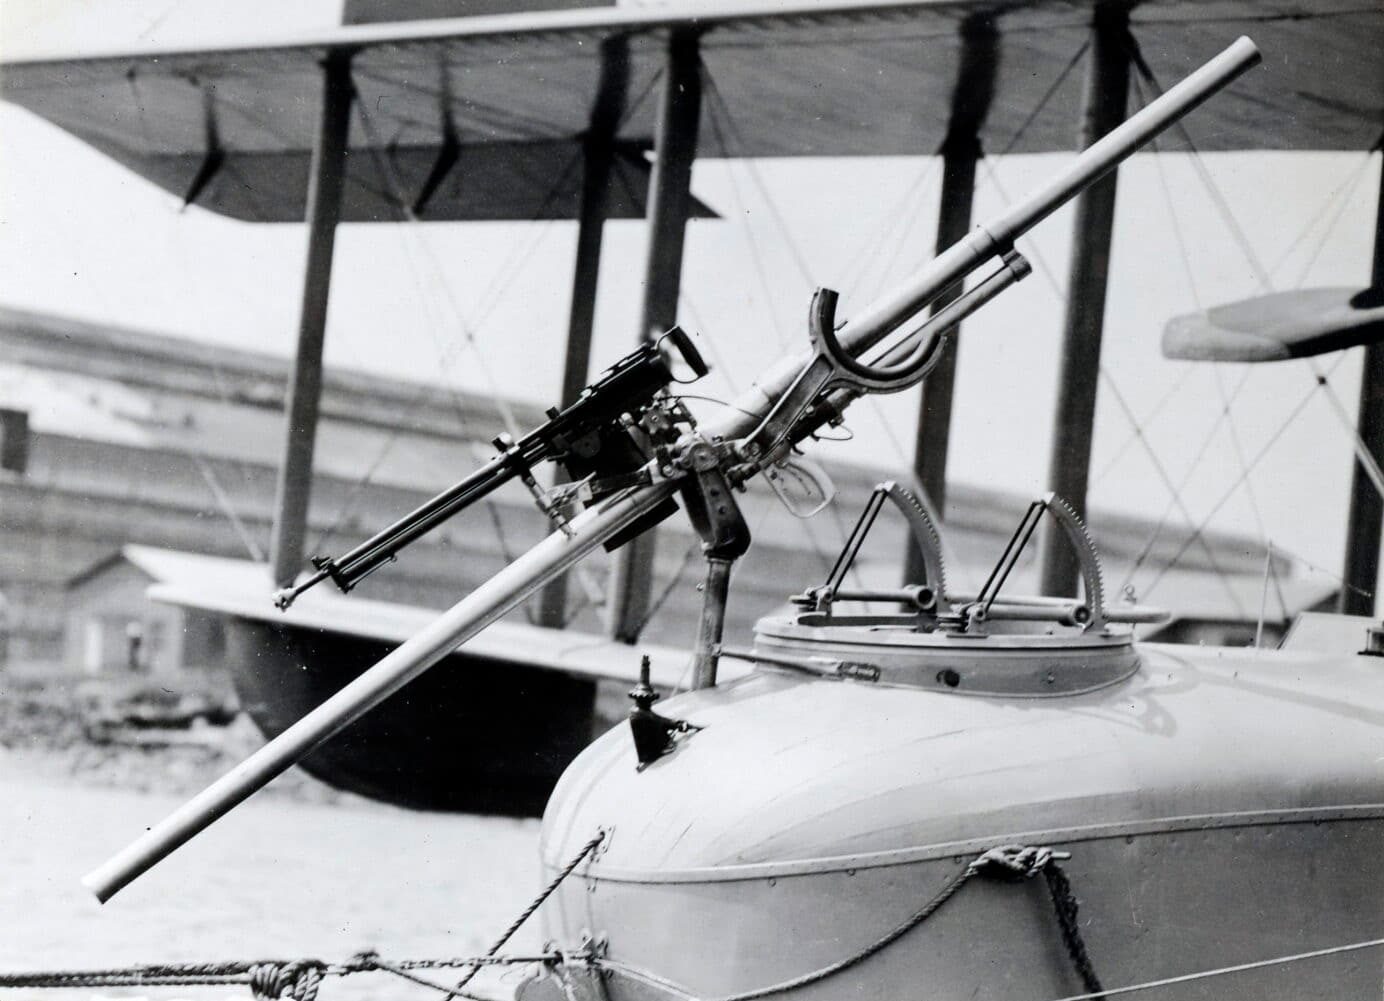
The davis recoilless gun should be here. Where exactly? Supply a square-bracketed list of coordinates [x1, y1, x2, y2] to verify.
[83, 36, 1262, 904]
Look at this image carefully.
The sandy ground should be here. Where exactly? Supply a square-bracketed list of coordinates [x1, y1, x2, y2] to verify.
[0, 680, 357, 805]
[0, 684, 548, 1001]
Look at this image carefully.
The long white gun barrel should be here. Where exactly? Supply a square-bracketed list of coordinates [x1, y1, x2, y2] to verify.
[716, 35, 1261, 441]
[82, 482, 678, 903]
[83, 35, 1260, 903]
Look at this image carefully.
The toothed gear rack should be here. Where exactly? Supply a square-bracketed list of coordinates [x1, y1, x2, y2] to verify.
[752, 483, 1171, 697]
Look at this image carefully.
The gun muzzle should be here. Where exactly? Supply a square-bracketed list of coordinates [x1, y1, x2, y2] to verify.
[714, 36, 1261, 443]
[82, 482, 678, 903]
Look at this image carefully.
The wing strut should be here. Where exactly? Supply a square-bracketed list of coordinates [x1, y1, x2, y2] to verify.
[1038, 5, 1132, 599]
[268, 52, 355, 589]
[606, 29, 703, 643]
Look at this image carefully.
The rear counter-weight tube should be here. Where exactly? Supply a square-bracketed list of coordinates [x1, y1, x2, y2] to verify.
[83, 480, 679, 903]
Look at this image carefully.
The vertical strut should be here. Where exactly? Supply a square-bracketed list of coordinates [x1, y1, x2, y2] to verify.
[1339, 151, 1384, 616]
[537, 36, 631, 628]
[907, 14, 997, 583]
[690, 557, 734, 689]
[270, 52, 354, 588]
[1038, 4, 1131, 598]
[606, 29, 703, 642]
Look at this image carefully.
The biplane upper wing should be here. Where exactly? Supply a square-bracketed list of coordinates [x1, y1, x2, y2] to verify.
[1, 1, 1381, 223]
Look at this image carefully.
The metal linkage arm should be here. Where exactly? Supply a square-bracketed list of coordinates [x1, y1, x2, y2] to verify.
[740, 250, 1031, 465]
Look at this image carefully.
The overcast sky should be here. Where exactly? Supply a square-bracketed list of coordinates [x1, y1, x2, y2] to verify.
[2, 0, 1381, 605]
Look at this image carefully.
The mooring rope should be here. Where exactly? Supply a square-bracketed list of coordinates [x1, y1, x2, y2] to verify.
[445, 830, 605, 997]
[0, 833, 604, 1001]
[593, 844, 1104, 1001]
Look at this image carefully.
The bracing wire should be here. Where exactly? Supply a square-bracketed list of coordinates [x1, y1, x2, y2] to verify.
[1124, 39, 1384, 599]
[836, 163, 941, 304]
[296, 81, 591, 581]
[698, 71, 792, 347]
[1137, 355, 1350, 599]
[701, 33, 1094, 595]
[994, 40, 1090, 159]
[1115, 64, 1358, 601]
[1288, 145, 1379, 288]
[1266, 148, 1377, 284]
[977, 142, 1251, 614]
[1041, 934, 1384, 1001]
[1124, 69, 1269, 614]
[1099, 370, 1249, 618]
[189, 454, 264, 563]
[697, 58, 924, 592]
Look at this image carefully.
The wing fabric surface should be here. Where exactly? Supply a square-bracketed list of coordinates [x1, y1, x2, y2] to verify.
[2, 0, 1382, 222]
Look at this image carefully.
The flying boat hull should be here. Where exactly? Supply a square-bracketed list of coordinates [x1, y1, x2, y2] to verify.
[533, 635, 1384, 998]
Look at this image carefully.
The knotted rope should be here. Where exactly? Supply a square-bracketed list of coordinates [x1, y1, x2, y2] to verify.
[0, 832, 605, 1001]
[592, 843, 1103, 1001]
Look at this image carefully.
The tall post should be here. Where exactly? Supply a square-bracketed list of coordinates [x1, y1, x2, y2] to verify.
[605, 29, 702, 642]
[906, 14, 996, 584]
[270, 53, 354, 587]
[536, 37, 631, 628]
[1038, 4, 1130, 598]
[1338, 152, 1384, 616]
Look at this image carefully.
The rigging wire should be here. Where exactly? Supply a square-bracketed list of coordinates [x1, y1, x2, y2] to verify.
[835, 162, 941, 304]
[693, 34, 1096, 595]
[1137, 355, 1350, 599]
[297, 81, 607, 594]
[1099, 370, 1249, 618]
[977, 148, 1250, 614]
[1114, 69, 1375, 604]
[699, 67, 817, 288]
[1125, 43, 1384, 597]
[1288, 146, 1378, 287]
[1123, 70, 1269, 615]
[699, 75, 792, 347]
[1265, 148, 1378, 284]
[994, 40, 1090, 158]
[1041, 934, 1384, 1001]
[698, 60, 917, 591]
[189, 454, 264, 563]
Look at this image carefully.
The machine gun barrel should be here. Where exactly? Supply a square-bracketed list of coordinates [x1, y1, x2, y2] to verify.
[272, 327, 709, 610]
[83, 37, 1260, 902]
[274, 452, 514, 608]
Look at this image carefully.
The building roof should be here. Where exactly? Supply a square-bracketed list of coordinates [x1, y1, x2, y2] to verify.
[0, 304, 536, 495]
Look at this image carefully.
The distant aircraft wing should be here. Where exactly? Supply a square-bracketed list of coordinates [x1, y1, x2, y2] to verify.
[1162, 287, 1384, 362]
[3, 2, 1382, 222]
[128, 545, 736, 688]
